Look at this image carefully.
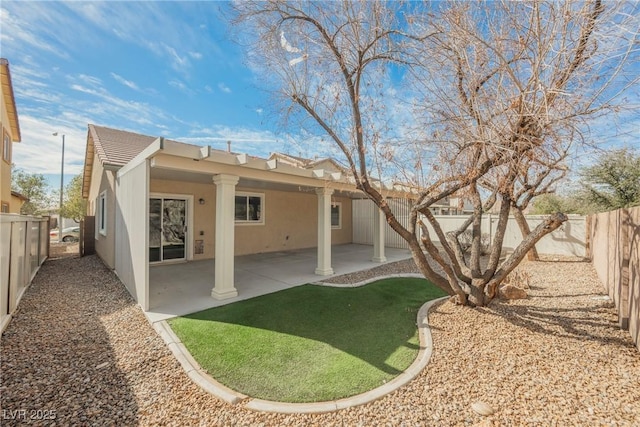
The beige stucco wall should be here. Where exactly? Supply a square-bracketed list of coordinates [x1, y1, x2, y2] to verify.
[234, 187, 352, 256]
[150, 178, 353, 259]
[86, 155, 116, 269]
[9, 194, 24, 213]
[0, 91, 14, 211]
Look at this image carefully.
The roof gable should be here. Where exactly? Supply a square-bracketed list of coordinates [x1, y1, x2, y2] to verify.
[0, 58, 21, 142]
[89, 125, 159, 167]
[269, 152, 349, 174]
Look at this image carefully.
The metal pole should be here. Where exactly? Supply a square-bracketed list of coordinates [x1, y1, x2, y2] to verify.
[59, 134, 65, 243]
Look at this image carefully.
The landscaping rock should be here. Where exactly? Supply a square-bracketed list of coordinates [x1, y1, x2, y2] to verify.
[1, 254, 639, 426]
[471, 401, 496, 416]
[499, 284, 528, 300]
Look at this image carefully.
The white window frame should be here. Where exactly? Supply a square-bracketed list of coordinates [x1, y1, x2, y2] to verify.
[2, 128, 10, 163]
[234, 192, 265, 225]
[149, 193, 194, 263]
[97, 191, 107, 236]
[331, 201, 342, 229]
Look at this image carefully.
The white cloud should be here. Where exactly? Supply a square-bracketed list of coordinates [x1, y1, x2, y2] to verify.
[65, 2, 223, 74]
[169, 79, 195, 96]
[77, 74, 102, 87]
[0, 6, 71, 59]
[110, 72, 140, 91]
[178, 126, 280, 156]
[163, 44, 190, 70]
[256, 108, 263, 115]
[12, 115, 87, 176]
[218, 82, 232, 93]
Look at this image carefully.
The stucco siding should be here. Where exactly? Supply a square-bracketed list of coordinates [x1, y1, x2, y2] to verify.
[234, 188, 352, 256]
[149, 179, 353, 259]
[0, 98, 13, 210]
[86, 155, 116, 268]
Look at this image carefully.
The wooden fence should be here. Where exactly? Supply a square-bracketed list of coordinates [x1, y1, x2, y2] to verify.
[0, 214, 49, 333]
[587, 207, 640, 351]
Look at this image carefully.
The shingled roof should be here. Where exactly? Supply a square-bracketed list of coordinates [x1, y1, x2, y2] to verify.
[88, 124, 159, 167]
[82, 125, 163, 198]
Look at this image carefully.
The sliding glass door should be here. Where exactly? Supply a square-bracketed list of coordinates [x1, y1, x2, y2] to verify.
[149, 197, 187, 263]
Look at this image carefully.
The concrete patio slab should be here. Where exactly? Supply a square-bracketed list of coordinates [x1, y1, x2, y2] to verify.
[146, 244, 411, 322]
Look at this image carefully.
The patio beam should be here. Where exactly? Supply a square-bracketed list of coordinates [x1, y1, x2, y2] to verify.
[315, 187, 334, 276]
[372, 206, 387, 263]
[211, 174, 239, 300]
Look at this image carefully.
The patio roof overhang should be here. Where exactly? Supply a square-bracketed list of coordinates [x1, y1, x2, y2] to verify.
[114, 137, 399, 311]
[123, 139, 417, 200]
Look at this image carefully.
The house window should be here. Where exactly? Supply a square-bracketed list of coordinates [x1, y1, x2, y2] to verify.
[235, 192, 264, 224]
[1, 202, 9, 213]
[331, 202, 341, 229]
[2, 128, 10, 163]
[97, 191, 107, 236]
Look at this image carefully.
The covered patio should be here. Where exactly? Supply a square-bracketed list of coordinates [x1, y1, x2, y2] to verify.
[147, 244, 412, 322]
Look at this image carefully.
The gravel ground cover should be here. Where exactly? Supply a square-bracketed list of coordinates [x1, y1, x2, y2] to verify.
[1, 253, 639, 426]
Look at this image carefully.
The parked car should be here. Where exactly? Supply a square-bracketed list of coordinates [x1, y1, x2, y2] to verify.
[50, 226, 80, 242]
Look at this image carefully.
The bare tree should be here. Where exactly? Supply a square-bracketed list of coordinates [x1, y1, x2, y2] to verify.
[479, 141, 571, 261]
[233, 0, 639, 306]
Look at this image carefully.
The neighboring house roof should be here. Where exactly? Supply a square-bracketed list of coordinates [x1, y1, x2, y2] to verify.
[0, 58, 21, 142]
[269, 152, 350, 174]
[11, 191, 28, 202]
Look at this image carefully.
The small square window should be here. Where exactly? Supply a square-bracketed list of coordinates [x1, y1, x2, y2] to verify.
[1, 202, 9, 213]
[235, 192, 264, 224]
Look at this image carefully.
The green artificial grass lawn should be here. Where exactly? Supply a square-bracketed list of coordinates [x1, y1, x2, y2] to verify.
[168, 277, 447, 403]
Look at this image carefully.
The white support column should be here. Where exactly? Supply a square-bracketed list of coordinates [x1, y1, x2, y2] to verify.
[211, 174, 239, 300]
[372, 206, 387, 263]
[315, 187, 334, 275]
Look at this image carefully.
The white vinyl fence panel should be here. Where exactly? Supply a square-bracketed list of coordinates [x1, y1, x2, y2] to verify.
[352, 199, 586, 256]
[0, 214, 49, 332]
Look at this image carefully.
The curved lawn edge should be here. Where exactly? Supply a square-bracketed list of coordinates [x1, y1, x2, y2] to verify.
[314, 273, 426, 288]
[154, 279, 449, 414]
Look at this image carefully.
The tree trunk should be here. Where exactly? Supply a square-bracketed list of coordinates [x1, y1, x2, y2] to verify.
[513, 208, 540, 261]
[468, 279, 488, 307]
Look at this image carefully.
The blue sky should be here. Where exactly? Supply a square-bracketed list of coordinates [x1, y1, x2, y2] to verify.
[2, 1, 638, 192]
[2, 1, 310, 189]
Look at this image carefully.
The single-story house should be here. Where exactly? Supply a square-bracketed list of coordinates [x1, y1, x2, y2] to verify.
[81, 124, 400, 311]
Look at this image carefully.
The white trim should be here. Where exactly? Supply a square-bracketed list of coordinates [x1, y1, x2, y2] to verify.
[199, 146, 211, 159]
[118, 137, 163, 177]
[331, 201, 342, 229]
[265, 159, 277, 170]
[234, 191, 265, 225]
[98, 191, 107, 236]
[236, 153, 248, 165]
[149, 193, 194, 263]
